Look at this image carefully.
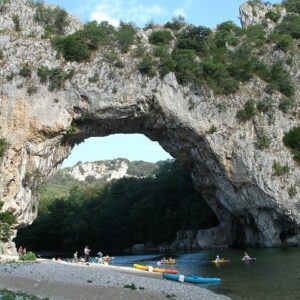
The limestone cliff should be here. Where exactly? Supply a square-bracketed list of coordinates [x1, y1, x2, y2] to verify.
[0, 0, 300, 254]
[53, 159, 159, 182]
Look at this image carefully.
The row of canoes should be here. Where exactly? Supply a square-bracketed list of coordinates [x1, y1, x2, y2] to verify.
[133, 263, 221, 284]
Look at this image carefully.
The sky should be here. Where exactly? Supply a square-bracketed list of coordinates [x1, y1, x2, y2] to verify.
[45, 0, 281, 167]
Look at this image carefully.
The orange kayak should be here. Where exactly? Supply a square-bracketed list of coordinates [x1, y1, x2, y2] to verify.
[153, 267, 178, 274]
[133, 264, 178, 274]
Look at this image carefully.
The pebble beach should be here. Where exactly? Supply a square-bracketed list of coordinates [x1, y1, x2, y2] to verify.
[0, 258, 230, 300]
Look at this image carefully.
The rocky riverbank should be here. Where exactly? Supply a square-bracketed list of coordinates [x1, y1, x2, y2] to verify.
[0, 259, 230, 299]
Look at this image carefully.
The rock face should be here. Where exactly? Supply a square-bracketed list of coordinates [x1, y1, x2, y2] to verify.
[0, 0, 300, 254]
[57, 159, 158, 182]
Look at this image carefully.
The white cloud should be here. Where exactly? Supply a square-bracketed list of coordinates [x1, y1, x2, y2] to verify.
[173, 0, 193, 18]
[89, 0, 168, 26]
[174, 9, 186, 17]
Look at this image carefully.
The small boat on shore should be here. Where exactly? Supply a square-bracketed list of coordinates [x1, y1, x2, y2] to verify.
[133, 264, 178, 274]
[163, 273, 221, 284]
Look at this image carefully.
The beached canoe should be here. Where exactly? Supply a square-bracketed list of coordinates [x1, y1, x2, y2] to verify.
[212, 259, 230, 264]
[133, 264, 178, 274]
[163, 273, 221, 284]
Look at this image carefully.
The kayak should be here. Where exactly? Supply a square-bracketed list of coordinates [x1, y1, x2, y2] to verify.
[242, 257, 256, 261]
[212, 259, 230, 263]
[133, 263, 148, 271]
[133, 264, 178, 274]
[163, 273, 221, 284]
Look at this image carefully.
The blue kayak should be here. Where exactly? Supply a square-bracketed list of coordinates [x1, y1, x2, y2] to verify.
[163, 273, 221, 284]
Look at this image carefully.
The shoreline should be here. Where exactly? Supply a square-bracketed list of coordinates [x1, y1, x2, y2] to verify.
[0, 258, 230, 299]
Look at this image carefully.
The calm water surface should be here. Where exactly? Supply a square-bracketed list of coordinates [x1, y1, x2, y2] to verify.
[110, 248, 300, 300]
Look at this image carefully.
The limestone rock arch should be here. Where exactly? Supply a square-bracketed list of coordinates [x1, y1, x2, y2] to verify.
[0, 0, 300, 253]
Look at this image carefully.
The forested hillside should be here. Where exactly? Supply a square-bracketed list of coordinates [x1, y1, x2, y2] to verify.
[16, 160, 218, 253]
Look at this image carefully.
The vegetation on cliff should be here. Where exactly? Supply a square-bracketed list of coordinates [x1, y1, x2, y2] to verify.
[0, 202, 16, 242]
[16, 161, 218, 252]
[35, 0, 297, 99]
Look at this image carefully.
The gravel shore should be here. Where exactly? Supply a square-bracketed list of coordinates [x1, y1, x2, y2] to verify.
[0, 259, 230, 299]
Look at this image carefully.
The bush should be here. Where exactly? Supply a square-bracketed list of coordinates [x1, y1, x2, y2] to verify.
[0, 138, 8, 159]
[0, 202, 15, 242]
[256, 130, 271, 150]
[164, 15, 186, 31]
[138, 56, 156, 77]
[244, 24, 266, 47]
[288, 185, 297, 198]
[19, 251, 37, 261]
[236, 100, 257, 122]
[276, 14, 300, 39]
[172, 49, 202, 86]
[19, 64, 32, 78]
[53, 35, 90, 62]
[149, 30, 173, 45]
[159, 54, 175, 78]
[0, 0, 9, 12]
[34, 4, 69, 36]
[48, 68, 73, 91]
[283, 0, 300, 14]
[279, 97, 294, 113]
[270, 33, 294, 52]
[283, 127, 300, 161]
[265, 10, 280, 23]
[272, 161, 290, 176]
[257, 96, 275, 113]
[12, 15, 21, 32]
[177, 25, 212, 53]
[37, 66, 50, 83]
[269, 62, 295, 97]
[117, 22, 136, 53]
[76, 21, 116, 49]
[27, 85, 38, 96]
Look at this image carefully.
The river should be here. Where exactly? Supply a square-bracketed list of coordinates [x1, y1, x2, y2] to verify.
[109, 248, 300, 300]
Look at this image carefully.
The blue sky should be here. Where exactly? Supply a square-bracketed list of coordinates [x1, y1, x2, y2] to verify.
[49, 0, 281, 167]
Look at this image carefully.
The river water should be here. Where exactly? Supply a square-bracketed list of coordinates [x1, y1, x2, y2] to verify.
[110, 248, 300, 300]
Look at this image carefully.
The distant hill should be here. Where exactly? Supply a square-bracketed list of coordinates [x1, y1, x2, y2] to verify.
[39, 159, 164, 204]
[57, 158, 160, 182]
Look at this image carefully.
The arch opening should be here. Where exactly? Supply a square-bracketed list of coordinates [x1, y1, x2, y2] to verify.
[15, 133, 221, 254]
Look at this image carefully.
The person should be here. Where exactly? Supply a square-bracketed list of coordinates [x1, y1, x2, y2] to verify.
[215, 255, 220, 262]
[84, 245, 91, 262]
[22, 248, 27, 255]
[18, 246, 23, 257]
[243, 252, 251, 260]
[97, 251, 103, 264]
[73, 251, 78, 263]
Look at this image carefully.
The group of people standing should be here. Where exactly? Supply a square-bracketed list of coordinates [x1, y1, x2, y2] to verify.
[18, 246, 27, 257]
[73, 245, 103, 263]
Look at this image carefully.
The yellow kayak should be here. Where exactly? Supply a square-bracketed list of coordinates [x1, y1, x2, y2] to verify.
[133, 263, 148, 271]
[212, 259, 230, 264]
[133, 264, 178, 274]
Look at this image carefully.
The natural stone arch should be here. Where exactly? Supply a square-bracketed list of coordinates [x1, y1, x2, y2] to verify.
[1, 0, 300, 254]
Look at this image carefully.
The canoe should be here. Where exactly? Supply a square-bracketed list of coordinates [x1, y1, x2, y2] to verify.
[242, 257, 256, 261]
[133, 264, 178, 274]
[153, 267, 178, 274]
[133, 263, 148, 271]
[163, 273, 221, 284]
[212, 259, 230, 263]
